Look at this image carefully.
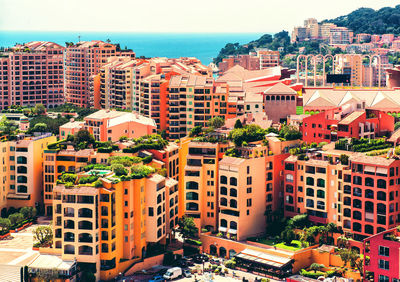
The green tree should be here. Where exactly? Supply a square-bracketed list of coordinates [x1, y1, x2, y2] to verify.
[33, 225, 53, 245]
[60, 173, 77, 184]
[228, 124, 266, 146]
[74, 130, 95, 149]
[234, 119, 243, 129]
[291, 214, 308, 229]
[111, 163, 128, 176]
[395, 122, 400, 130]
[208, 116, 225, 129]
[309, 263, 324, 273]
[31, 123, 47, 132]
[279, 125, 302, 140]
[0, 218, 11, 233]
[339, 154, 349, 165]
[33, 104, 46, 115]
[189, 126, 203, 137]
[178, 216, 198, 240]
[338, 248, 363, 275]
[8, 213, 24, 226]
[281, 228, 296, 245]
[20, 207, 37, 220]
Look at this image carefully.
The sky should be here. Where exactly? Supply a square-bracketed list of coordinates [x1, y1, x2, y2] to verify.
[0, 0, 399, 33]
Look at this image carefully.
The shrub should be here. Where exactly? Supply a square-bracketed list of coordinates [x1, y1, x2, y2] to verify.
[8, 213, 24, 227]
[20, 207, 37, 220]
[224, 259, 236, 269]
[300, 269, 326, 278]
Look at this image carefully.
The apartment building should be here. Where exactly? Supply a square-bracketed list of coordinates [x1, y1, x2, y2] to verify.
[139, 74, 170, 131]
[183, 140, 229, 232]
[98, 57, 137, 110]
[302, 107, 394, 144]
[0, 133, 57, 214]
[182, 135, 299, 239]
[64, 41, 135, 107]
[356, 33, 371, 43]
[330, 27, 352, 45]
[363, 228, 400, 282]
[256, 49, 280, 69]
[168, 75, 228, 140]
[43, 147, 96, 215]
[284, 149, 400, 240]
[52, 168, 175, 280]
[82, 110, 156, 142]
[0, 41, 65, 109]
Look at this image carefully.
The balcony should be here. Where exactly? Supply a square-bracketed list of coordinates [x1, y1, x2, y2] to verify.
[78, 221, 93, 230]
[78, 233, 93, 243]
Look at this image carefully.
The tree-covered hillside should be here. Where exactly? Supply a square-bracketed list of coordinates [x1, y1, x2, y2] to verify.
[323, 5, 400, 35]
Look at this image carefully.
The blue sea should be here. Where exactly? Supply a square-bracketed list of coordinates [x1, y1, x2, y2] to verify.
[0, 31, 265, 64]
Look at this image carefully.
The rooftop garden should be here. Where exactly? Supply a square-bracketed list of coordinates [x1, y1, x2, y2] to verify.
[121, 134, 168, 153]
[335, 137, 390, 153]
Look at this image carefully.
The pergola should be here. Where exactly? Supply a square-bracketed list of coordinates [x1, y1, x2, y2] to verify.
[234, 248, 293, 278]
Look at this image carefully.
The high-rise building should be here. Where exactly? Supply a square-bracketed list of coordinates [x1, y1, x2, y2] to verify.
[168, 75, 229, 140]
[64, 41, 135, 107]
[0, 41, 65, 109]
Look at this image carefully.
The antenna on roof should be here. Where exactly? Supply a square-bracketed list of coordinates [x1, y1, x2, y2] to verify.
[78, 35, 81, 43]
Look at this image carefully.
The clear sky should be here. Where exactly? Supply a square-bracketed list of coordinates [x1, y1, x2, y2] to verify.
[0, 0, 398, 33]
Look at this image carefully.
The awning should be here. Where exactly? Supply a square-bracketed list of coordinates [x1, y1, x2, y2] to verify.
[219, 227, 227, 232]
[376, 167, 388, 175]
[228, 229, 237, 234]
[235, 248, 292, 269]
[364, 166, 375, 173]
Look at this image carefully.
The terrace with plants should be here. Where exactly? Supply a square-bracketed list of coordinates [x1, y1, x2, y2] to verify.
[335, 137, 391, 153]
[56, 155, 157, 188]
[224, 124, 302, 158]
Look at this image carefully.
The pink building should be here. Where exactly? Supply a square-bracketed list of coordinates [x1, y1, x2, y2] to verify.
[59, 119, 85, 139]
[363, 228, 400, 281]
[371, 35, 381, 43]
[0, 41, 65, 109]
[64, 41, 135, 107]
[83, 110, 157, 142]
[381, 34, 395, 44]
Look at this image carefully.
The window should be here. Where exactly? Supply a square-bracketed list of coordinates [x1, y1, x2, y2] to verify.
[247, 187, 252, 193]
[379, 246, 389, 257]
[379, 259, 389, 270]
[378, 275, 389, 282]
[246, 199, 252, 207]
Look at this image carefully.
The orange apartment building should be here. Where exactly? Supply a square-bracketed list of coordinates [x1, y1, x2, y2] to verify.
[64, 41, 135, 107]
[51, 167, 177, 280]
[182, 136, 300, 238]
[284, 148, 400, 241]
[183, 140, 229, 232]
[59, 110, 157, 142]
[0, 133, 56, 215]
[168, 75, 229, 140]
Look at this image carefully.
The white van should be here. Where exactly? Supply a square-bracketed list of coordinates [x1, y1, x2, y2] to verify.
[163, 267, 182, 280]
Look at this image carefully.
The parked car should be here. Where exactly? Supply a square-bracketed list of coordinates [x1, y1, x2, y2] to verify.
[149, 275, 165, 282]
[209, 258, 221, 265]
[163, 267, 182, 280]
[183, 269, 192, 278]
[193, 254, 209, 263]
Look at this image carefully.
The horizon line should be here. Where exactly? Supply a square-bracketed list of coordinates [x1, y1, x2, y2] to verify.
[0, 29, 279, 34]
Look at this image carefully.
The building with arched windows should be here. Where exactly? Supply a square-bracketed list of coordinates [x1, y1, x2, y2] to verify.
[0, 133, 56, 214]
